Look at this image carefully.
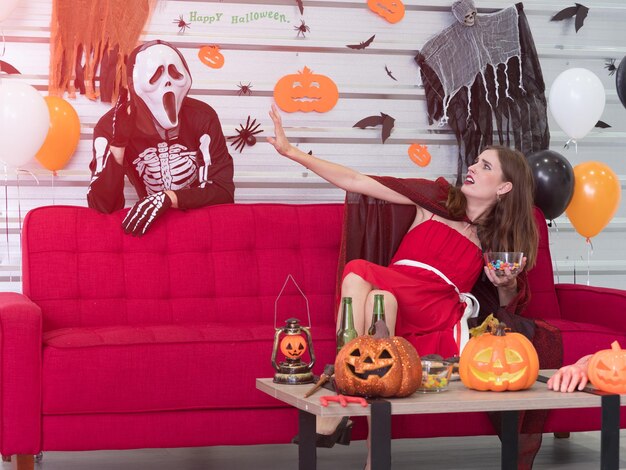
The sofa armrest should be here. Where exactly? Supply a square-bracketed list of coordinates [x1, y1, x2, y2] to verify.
[555, 283, 626, 331]
[0, 293, 42, 455]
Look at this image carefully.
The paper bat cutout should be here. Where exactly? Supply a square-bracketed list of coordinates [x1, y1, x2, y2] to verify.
[385, 65, 397, 81]
[550, 3, 589, 33]
[296, 0, 304, 15]
[347, 35, 375, 50]
[595, 120, 611, 128]
[353, 112, 396, 143]
[0, 60, 21, 74]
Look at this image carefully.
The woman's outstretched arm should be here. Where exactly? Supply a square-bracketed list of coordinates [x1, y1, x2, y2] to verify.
[267, 105, 415, 205]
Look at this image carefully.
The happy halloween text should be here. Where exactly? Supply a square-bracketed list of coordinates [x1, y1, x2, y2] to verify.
[188, 11, 289, 24]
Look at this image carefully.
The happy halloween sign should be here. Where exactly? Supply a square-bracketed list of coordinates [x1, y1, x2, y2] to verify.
[188, 10, 290, 25]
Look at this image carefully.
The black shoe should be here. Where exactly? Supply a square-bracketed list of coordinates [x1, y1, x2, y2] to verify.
[291, 416, 353, 448]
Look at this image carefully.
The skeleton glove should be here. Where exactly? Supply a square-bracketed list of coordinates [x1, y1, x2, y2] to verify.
[122, 192, 172, 236]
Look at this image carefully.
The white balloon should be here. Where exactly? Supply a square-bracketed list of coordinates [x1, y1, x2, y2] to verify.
[549, 68, 606, 140]
[0, 80, 50, 168]
[0, 0, 20, 22]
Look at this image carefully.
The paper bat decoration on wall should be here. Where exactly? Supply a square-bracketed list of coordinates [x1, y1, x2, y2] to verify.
[385, 65, 397, 81]
[347, 35, 375, 50]
[595, 121, 611, 128]
[353, 113, 396, 143]
[295, 0, 304, 15]
[0, 60, 20, 74]
[550, 3, 589, 33]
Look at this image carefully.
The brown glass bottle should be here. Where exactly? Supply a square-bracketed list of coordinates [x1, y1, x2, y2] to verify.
[336, 297, 358, 354]
[367, 293, 386, 335]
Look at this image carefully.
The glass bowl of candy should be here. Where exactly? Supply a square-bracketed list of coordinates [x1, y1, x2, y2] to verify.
[484, 252, 523, 277]
[417, 359, 453, 393]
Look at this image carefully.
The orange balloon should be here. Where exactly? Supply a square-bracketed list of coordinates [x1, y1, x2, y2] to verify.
[565, 161, 621, 239]
[35, 96, 80, 172]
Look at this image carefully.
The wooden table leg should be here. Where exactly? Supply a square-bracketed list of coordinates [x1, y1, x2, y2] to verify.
[299, 409, 317, 470]
[10, 455, 34, 470]
[601, 394, 620, 470]
[370, 400, 391, 470]
[500, 410, 519, 470]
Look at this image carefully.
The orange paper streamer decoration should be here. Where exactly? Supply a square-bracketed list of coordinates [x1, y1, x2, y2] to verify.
[49, 0, 157, 103]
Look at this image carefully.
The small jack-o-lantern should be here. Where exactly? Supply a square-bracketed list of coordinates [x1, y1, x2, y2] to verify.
[198, 45, 225, 69]
[334, 321, 421, 398]
[367, 0, 405, 23]
[408, 144, 432, 167]
[588, 341, 626, 394]
[274, 66, 339, 113]
[280, 334, 308, 360]
[459, 317, 538, 392]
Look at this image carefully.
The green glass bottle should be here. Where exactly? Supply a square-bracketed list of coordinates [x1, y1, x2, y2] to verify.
[367, 293, 386, 336]
[336, 297, 358, 355]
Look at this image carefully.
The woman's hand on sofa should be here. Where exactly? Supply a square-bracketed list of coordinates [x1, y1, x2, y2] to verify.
[547, 355, 592, 392]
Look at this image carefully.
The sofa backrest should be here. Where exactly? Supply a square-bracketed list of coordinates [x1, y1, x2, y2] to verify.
[22, 204, 344, 332]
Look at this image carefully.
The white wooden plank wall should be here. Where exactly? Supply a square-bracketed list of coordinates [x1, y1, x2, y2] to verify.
[1, 0, 625, 292]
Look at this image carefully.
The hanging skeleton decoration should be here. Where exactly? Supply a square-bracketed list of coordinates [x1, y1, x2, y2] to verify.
[415, 1, 549, 184]
[87, 40, 235, 236]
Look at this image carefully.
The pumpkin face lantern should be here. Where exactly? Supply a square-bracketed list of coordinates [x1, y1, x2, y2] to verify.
[198, 45, 224, 69]
[274, 67, 339, 113]
[334, 321, 421, 398]
[588, 341, 626, 394]
[367, 0, 405, 23]
[459, 322, 539, 392]
[280, 334, 307, 360]
[408, 144, 432, 167]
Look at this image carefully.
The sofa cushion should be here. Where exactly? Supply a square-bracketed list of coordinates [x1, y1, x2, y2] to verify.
[544, 319, 626, 366]
[42, 324, 337, 415]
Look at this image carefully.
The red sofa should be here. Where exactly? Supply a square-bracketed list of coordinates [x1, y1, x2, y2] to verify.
[2, 203, 626, 466]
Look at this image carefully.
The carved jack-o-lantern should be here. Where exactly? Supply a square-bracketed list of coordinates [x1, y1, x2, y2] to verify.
[459, 321, 538, 392]
[588, 341, 626, 394]
[408, 144, 432, 167]
[367, 0, 405, 24]
[274, 67, 339, 113]
[198, 45, 224, 69]
[280, 334, 307, 359]
[334, 322, 421, 398]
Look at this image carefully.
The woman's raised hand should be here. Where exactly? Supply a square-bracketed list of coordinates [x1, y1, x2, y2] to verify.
[267, 105, 293, 157]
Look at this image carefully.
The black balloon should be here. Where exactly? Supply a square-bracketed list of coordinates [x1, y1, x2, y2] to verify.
[527, 149, 575, 220]
[617, 56, 626, 109]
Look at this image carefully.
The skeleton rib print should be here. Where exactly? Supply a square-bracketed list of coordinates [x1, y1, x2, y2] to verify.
[133, 142, 198, 194]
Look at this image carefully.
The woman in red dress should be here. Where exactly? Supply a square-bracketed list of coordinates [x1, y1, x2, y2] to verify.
[268, 105, 538, 463]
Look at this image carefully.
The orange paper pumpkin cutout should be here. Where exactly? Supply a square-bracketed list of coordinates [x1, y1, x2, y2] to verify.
[35, 96, 81, 173]
[587, 341, 626, 394]
[280, 334, 308, 359]
[408, 144, 431, 167]
[198, 45, 224, 69]
[274, 67, 339, 113]
[367, 0, 405, 23]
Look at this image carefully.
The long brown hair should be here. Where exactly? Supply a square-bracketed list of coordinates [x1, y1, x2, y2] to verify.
[447, 146, 538, 269]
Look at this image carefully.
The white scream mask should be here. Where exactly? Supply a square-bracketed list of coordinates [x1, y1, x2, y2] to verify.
[132, 44, 192, 130]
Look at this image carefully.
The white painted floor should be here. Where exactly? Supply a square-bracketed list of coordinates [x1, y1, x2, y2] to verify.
[5, 431, 626, 469]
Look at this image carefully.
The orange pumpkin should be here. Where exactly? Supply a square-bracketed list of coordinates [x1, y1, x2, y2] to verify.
[198, 45, 224, 69]
[459, 321, 538, 392]
[334, 322, 421, 398]
[588, 341, 626, 394]
[274, 66, 339, 113]
[280, 334, 308, 359]
[367, 0, 405, 23]
[408, 144, 431, 167]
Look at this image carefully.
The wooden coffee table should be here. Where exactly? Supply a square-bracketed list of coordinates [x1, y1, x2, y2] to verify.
[256, 370, 622, 470]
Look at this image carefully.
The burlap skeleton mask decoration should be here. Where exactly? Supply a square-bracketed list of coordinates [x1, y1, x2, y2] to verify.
[415, 2, 549, 183]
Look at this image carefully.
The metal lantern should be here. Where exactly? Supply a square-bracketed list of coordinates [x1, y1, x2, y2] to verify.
[271, 318, 315, 384]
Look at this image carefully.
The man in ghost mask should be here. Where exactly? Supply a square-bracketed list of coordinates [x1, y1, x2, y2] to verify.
[87, 40, 235, 235]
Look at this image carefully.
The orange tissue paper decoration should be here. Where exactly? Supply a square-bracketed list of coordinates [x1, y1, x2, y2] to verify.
[367, 0, 405, 23]
[35, 96, 81, 173]
[408, 144, 431, 167]
[587, 341, 626, 394]
[565, 161, 621, 239]
[49, 0, 157, 103]
[198, 45, 225, 69]
[274, 67, 339, 113]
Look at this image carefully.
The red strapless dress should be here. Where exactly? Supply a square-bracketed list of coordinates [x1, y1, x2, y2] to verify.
[342, 219, 483, 357]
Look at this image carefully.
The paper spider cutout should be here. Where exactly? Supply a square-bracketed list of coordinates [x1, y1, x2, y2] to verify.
[605, 59, 617, 76]
[237, 82, 253, 96]
[228, 116, 263, 152]
[294, 20, 310, 38]
[173, 15, 191, 34]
